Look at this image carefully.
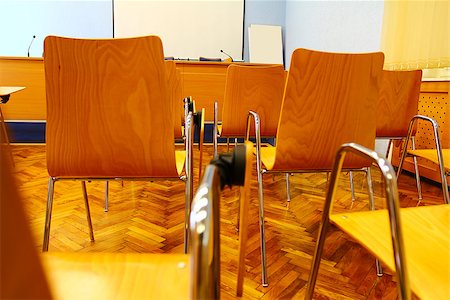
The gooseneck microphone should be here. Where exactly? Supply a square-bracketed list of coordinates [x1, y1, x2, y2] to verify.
[220, 49, 233, 62]
[27, 35, 36, 57]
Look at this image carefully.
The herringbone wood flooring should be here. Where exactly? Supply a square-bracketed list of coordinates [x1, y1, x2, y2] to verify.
[9, 144, 445, 299]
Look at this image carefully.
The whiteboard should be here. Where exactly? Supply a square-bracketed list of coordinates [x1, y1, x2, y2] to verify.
[249, 24, 283, 64]
[114, 0, 244, 60]
[0, 0, 113, 57]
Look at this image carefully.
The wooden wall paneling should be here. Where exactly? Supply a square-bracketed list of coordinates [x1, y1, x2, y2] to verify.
[179, 62, 228, 121]
[0, 57, 46, 120]
[392, 81, 450, 185]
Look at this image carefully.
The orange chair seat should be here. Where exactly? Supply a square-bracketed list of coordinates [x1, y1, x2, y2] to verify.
[407, 149, 450, 172]
[331, 205, 450, 300]
[42, 252, 189, 300]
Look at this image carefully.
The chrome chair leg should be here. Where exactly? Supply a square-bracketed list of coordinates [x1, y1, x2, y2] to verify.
[398, 115, 449, 204]
[411, 137, 423, 202]
[81, 181, 95, 242]
[366, 167, 383, 276]
[104, 181, 109, 212]
[285, 173, 291, 202]
[213, 101, 218, 159]
[349, 171, 356, 201]
[43, 177, 56, 252]
[247, 111, 268, 287]
[184, 112, 194, 253]
[305, 198, 331, 299]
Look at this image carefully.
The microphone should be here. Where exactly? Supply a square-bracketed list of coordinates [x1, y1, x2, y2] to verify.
[220, 49, 233, 62]
[27, 35, 36, 57]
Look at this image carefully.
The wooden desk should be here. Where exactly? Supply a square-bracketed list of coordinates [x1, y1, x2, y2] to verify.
[0, 86, 25, 163]
[0, 86, 26, 103]
[0, 57, 45, 120]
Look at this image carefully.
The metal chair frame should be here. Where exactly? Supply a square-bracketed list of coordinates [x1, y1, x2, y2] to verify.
[306, 143, 410, 300]
[43, 112, 194, 253]
[396, 114, 449, 204]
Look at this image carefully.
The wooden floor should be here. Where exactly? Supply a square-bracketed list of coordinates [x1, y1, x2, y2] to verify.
[9, 144, 446, 299]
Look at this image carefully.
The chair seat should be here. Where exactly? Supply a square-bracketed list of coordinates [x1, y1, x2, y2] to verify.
[175, 150, 186, 176]
[330, 205, 450, 300]
[407, 149, 450, 172]
[41, 252, 189, 300]
[258, 145, 276, 171]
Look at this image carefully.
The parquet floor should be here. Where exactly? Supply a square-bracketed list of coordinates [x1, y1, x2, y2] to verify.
[8, 144, 446, 299]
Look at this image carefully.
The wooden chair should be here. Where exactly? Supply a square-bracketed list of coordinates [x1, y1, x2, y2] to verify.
[42, 35, 194, 253]
[397, 115, 450, 204]
[306, 143, 450, 300]
[165, 60, 205, 180]
[246, 48, 384, 286]
[1, 132, 241, 299]
[212, 64, 286, 158]
[103, 60, 206, 210]
[349, 69, 423, 203]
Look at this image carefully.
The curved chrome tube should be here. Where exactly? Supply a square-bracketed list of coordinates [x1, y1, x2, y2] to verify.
[184, 111, 194, 254]
[306, 143, 410, 300]
[397, 114, 449, 204]
[190, 164, 221, 299]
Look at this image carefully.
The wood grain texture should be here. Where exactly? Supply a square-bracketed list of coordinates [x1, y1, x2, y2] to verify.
[237, 141, 254, 296]
[331, 205, 450, 300]
[271, 49, 384, 171]
[42, 252, 189, 300]
[391, 81, 450, 184]
[221, 65, 286, 137]
[44, 36, 178, 178]
[1, 143, 52, 299]
[165, 60, 184, 139]
[9, 144, 449, 299]
[408, 148, 450, 172]
[376, 69, 422, 138]
[0, 57, 46, 119]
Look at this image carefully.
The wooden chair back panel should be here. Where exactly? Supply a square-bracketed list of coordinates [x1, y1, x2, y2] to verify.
[1, 146, 52, 299]
[221, 65, 285, 137]
[273, 49, 384, 170]
[44, 36, 178, 178]
[376, 69, 422, 138]
[165, 60, 184, 139]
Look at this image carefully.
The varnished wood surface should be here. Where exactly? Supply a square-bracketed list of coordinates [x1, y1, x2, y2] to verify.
[376, 69, 422, 138]
[391, 80, 450, 184]
[237, 141, 254, 296]
[407, 149, 450, 172]
[221, 64, 285, 137]
[0, 57, 46, 119]
[9, 144, 448, 299]
[165, 60, 184, 138]
[44, 36, 178, 178]
[271, 49, 384, 171]
[1, 145, 52, 299]
[0, 56, 278, 121]
[42, 252, 189, 300]
[331, 205, 450, 300]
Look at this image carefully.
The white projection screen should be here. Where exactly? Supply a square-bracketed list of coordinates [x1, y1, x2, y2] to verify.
[114, 0, 244, 60]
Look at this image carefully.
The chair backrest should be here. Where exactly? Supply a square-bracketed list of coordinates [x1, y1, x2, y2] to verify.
[44, 35, 178, 178]
[1, 144, 52, 299]
[376, 69, 422, 138]
[165, 60, 184, 138]
[273, 48, 384, 170]
[221, 64, 286, 137]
